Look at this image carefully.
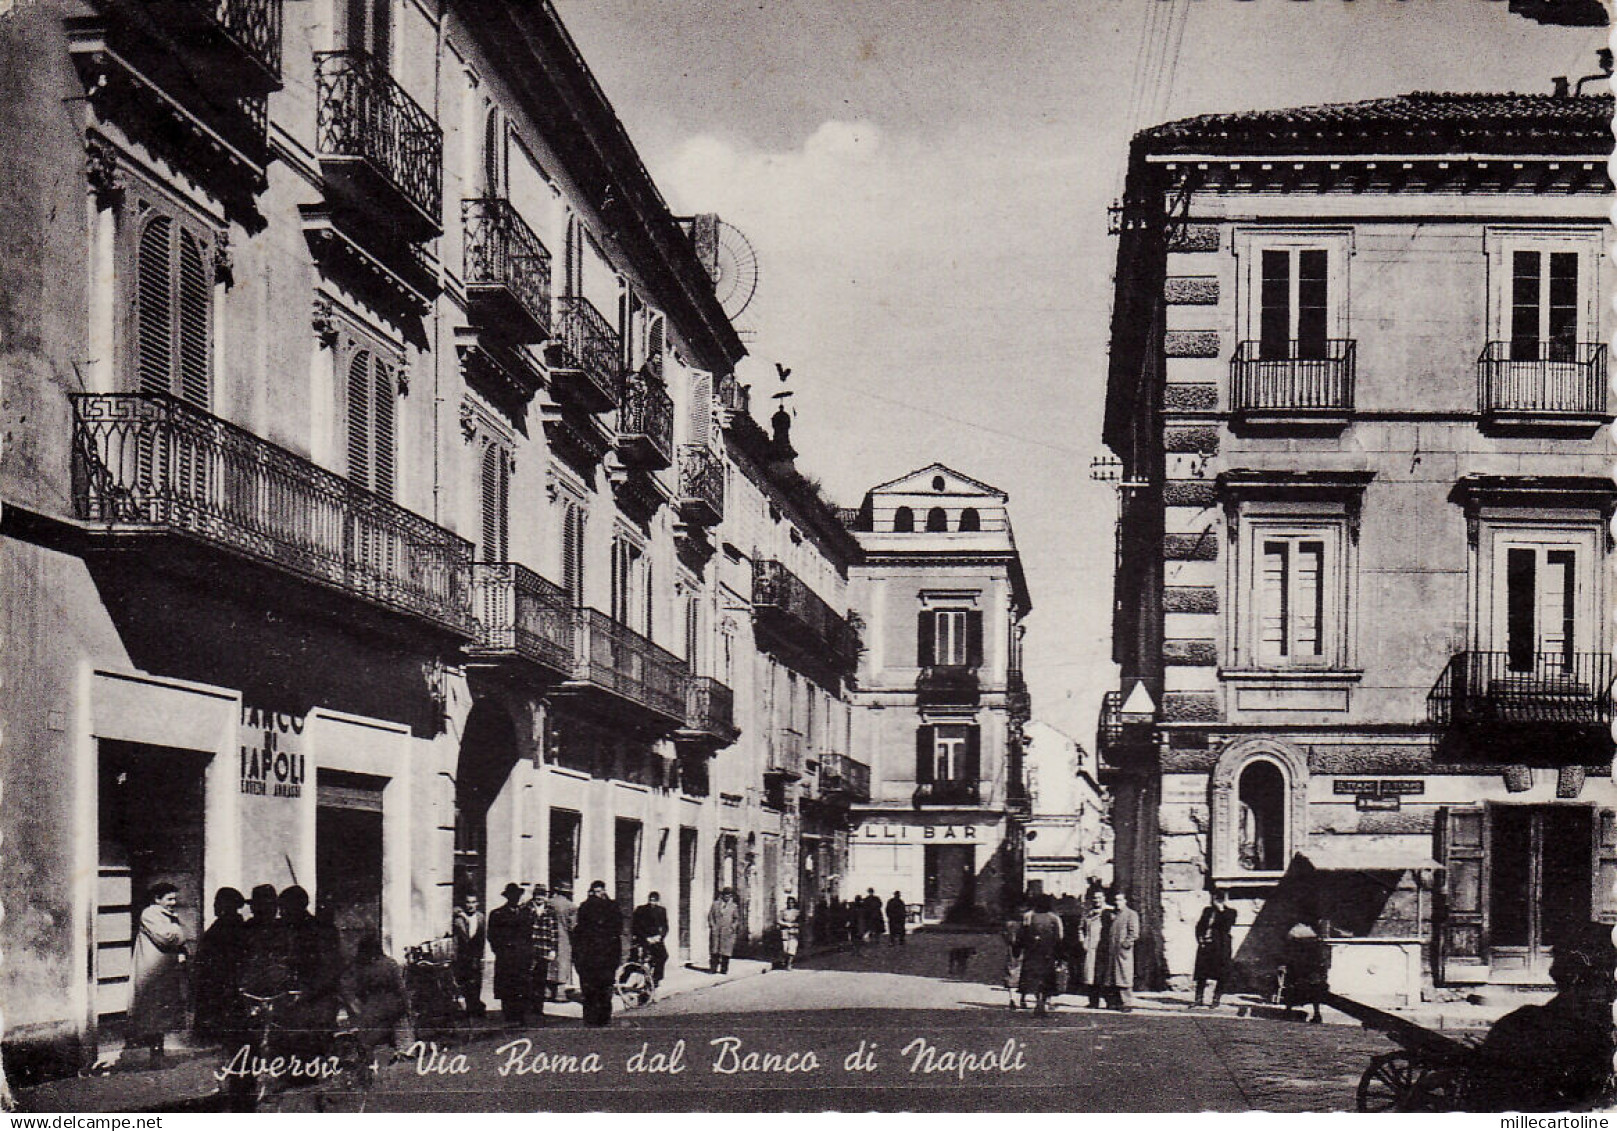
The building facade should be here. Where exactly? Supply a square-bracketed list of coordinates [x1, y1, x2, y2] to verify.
[1099, 92, 1615, 1003]
[1021, 721, 1110, 900]
[0, 0, 851, 1072]
[842, 465, 1031, 921]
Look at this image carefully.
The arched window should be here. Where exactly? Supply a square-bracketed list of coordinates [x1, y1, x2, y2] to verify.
[1237, 761, 1286, 871]
[136, 215, 211, 409]
[926, 507, 948, 532]
[346, 349, 396, 499]
[958, 508, 981, 532]
[892, 506, 914, 533]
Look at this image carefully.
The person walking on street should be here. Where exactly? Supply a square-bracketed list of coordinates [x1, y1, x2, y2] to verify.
[844, 900, 863, 952]
[885, 892, 907, 946]
[778, 896, 802, 970]
[572, 881, 622, 1027]
[488, 883, 535, 1026]
[192, 887, 248, 1045]
[452, 891, 487, 1019]
[1019, 894, 1065, 1016]
[547, 884, 576, 1003]
[862, 889, 885, 942]
[707, 888, 740, 974]
[341, 934, 408, 1061]
[1192, 889, 1237, 1008]
[1101, 890, 1140, 1011]
[632, 892, 670, 985]
[1003, 901, 1029, 1010]
[126, 882, 190, 1066]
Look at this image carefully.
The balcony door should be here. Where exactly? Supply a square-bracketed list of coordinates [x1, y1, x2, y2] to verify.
[1487, 533, 1596, 676]
[342, 0, 391, 61]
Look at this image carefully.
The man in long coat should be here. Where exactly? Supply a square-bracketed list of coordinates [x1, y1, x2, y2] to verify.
[452, 891, 487, 1018]
[572, 881, 622, 1027]
[1193, 890, 1237, 1007]
[1101, 890, 1140, 1011]
[707, 889, 740, 973]
[527, 887, 560, 1022]
[547, 884, 576, 1003]
[488, 883, 535, 1025]
[1081, 888, 1108, 1009]
[192, 887, 248, 1044]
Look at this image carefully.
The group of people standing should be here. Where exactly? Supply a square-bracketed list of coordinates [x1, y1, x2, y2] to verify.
[459, 880, 629, 1029]
[124, 882, 406, 1070]
[802, 890, 909, 952]
[1004, 884, 1140, 1016]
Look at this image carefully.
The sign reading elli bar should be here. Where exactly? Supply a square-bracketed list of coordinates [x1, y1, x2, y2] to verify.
[855, 823, 993, 844]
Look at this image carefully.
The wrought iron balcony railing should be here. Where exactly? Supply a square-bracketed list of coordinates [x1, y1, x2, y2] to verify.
[917, 665, 980, 706]
[817, 752, 870, 802]
[616, 372, 674, 469]
[71, 393, 473, 636]
[548, 296, 622, 413]
[678, 675, 737, 744]
[1478, 342, 1608, 419]
[752, 559, 858, 673]
[142, 0, 283, 90]
[1429, 650, 1614, 764]
[469, 562, 573, 676]
[315, 50, 443, 237]
[913, 779, 981, 807]
[1231, 339, 1356, 416]
[567, 607, 686, 723]
[462, 197, 551, 343]
[677, 445, 724, 527]
[767, 727, 805, 780]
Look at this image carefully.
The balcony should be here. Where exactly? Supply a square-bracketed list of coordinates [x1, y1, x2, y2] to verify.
[677, 446, 724, 527]
[467, 562, 573, 678]
[1478, 342, 1609, 429]
[146, 0, 282, 90]
[462, 198, 551, 343]
[913, 779, 981, 807]
[1096, 689, 1155, 765]
[1230, 340, 1355, 424]
[917, 665, 980, 707]
[547, 297, 622, 413]
[752, 559, 859, 674]
[71, 393, 473, 637]
[615, 372, 674, 469]
[1429, 651, 1613, 766]
[676, 676, 738, 746]
[767, 727, 805, 781]
[315, 51, 443, 241]
[816, 752, 871, 803]
[560, 608, 686, 726]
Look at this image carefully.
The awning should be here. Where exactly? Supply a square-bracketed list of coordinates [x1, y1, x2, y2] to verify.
[1297, 847, 1443, 873]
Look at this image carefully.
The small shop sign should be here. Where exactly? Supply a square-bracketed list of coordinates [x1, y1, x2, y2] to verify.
[1333, 778, 1424, 812]
[240, 705, 307, 798]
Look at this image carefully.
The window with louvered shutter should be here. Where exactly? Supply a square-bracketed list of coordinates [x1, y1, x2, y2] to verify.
[914, 726, 934, 783]
[345, 349, 397, 499]
[561, 503, 584, 605]
[480, 443, 509, 562]
[689, 372, 712, 446]
[135, 214, 211, 409]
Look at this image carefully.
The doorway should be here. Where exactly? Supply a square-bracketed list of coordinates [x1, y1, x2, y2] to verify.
[454, 703, 520, 907]
[923, 844, 976, 921]
[96, 742, 208, 1023]
[614, 818, 641, 923]
[549, 809, 581, 897]
[316, 770, 385, 963]
[1489, 805, 1592, 975]
[678, 827, 697, 960]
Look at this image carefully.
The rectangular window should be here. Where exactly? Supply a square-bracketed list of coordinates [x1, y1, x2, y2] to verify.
[1511, 250, 1580, 361]
[1259, 538, 1324, 661]
[918, 606, 983, 668]
[610, 538, 643, 625]
[1504, 545, 1577, 671]
[1259, 248, 1330, 360]
[936, 610, 967, 666]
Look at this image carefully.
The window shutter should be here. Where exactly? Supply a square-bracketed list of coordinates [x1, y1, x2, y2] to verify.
[347, 350, 373, 489]
[1595, 808, 1617, 925]
[917, 610, 935, 667]
[914, 726, 934, 783]
[1295, 541, 1323, 657]
[966, 610, 984, 668]
[1260, 540, 1288, 659]
[689, 372, 711, 445]
[962, 727, 980, 781]
[562, 505, 582, 605]
[1296, 249, 1328, 359]
[1511, 250, 1541, 359]
[137, 218, 174, 396]
[480, 444, 507, 562]
[176, 230, 210, 409]
[1259, 248, 1290, 359]
[1437, 806, 1486, 979]
[372, 360, 395, 499]
[643, 557, 654, 639]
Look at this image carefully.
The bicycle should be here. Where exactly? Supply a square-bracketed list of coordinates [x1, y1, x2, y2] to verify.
[615, 942, 657, 1009]
[405, 937, 466, 1045]
[231, 988, 305, 1111]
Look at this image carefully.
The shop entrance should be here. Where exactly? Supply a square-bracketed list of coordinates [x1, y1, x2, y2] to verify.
[316, 770, 385, 962]
[96, 741, 208, 1022]
[614, 818, 641, 921]
[923, 844, 976, 922]
[678, 827, 697, 959]
[1488, 805, 1591, 976]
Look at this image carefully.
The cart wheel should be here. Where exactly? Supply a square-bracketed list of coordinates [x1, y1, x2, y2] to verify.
[1357, 1052, 1455, 1112]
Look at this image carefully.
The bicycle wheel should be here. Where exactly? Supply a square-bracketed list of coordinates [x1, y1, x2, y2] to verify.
[616, 965, 654, 1008]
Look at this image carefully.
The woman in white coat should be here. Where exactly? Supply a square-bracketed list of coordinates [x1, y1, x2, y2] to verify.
[126, 882, 190, 1064]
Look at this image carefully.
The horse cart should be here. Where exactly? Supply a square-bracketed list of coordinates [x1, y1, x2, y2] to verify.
[1326, 993, 1479, 1112]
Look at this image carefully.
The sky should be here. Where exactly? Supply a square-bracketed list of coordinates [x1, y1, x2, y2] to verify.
[552, 0, 1607, 745]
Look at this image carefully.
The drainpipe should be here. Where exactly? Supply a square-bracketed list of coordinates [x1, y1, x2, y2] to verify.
[431, 0, 447, 524]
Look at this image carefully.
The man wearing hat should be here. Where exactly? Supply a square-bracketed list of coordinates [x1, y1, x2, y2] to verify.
[487, 883, 535, 1025]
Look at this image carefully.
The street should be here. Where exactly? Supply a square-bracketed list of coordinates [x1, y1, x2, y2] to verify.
[285, 930, 1391, 1113]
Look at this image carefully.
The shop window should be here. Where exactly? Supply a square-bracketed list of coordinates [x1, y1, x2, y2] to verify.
[893, 506, 914, 533]
[958, 508, 981, 532]
[925, 507, 948, 532]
